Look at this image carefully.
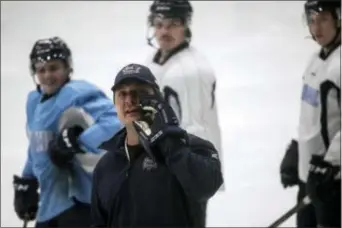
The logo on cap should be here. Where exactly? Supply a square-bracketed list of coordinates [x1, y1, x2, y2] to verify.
[156, 5, 171, 11]
[122, 65, 142, 75]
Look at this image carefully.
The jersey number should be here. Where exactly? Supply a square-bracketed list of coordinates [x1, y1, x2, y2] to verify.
[163, 86, 182, 122]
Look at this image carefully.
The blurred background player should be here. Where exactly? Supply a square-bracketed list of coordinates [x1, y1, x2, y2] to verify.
[12, 36, 121, 227]
[281, 0, 340, 227]
[301, 0, 341, 227]
[144, 0, 224, 190]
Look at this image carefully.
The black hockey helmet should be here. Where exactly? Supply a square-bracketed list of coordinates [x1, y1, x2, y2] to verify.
[147, 0, 193, 47]
[304, 0, 341, 24]
[29, 36, 72, 76]
[149, 0, 193, 23]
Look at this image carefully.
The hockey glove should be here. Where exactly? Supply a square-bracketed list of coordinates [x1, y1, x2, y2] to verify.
[306, 155, 341, 204]
[132, 93, 187, 160]
[13, 175, 39, 221]
[280, 140, 299, 188]
[48, 126, 85, 168]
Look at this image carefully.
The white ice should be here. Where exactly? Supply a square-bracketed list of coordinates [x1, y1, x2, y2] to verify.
[1, 1, 318, 227]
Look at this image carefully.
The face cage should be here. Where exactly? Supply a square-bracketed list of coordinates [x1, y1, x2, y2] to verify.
[145, 14, 192, 49]
[30, 57, 73, 92]
[302, 8, 341, 42]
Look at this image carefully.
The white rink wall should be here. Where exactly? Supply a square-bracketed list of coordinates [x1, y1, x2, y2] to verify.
[1, 1, 318, 227]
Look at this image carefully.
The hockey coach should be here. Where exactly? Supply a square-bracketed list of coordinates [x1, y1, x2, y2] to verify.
[91, 63, 223, 227]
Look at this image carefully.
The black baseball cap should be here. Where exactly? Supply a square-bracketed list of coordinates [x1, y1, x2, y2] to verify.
[111, 63, 159, 91]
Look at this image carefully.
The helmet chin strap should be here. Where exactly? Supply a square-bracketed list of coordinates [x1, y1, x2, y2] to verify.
[147, 37, 156, 49]
[146, 23, 158, 49]
[31, 74, 41, 92]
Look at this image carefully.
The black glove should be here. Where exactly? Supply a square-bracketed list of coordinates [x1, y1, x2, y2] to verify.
[132, 93, 187, 160]
[48, 126, 84, 168]
[306, 155, 341, 204]
[280, 139, 299, 188]
[13, 175, 39, 221]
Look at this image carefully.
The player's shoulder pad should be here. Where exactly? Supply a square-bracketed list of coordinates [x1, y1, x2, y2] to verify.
[187, 133, 219, 159]
[172, 46, 215, 81]
[57, 80, 107, 105]
[60, 80, 104, 98]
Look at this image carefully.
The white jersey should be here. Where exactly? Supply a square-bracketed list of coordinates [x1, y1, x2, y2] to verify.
[298, 45, 341, 182]
[145, 45, 223, 160]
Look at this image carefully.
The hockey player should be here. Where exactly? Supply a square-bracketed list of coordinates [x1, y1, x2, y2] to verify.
[144, 0, 224, 189]
[12, 36, 122, 227]
[91, 63, 223, 227]
[298, 0, 340, 227]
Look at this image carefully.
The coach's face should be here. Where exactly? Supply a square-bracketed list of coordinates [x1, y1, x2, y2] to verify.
[113, 82, 155, 126]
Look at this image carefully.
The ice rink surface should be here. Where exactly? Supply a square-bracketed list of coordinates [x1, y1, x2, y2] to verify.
[1, 1, 318, 227]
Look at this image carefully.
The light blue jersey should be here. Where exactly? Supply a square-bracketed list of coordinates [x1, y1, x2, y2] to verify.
[22, 80, 122, 222]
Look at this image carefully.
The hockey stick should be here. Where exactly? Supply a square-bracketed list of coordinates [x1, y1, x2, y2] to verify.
[22, 218, 28, 228]
[268, 196, 311, 227]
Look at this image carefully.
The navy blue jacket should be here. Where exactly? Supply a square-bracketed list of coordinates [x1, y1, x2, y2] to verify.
[91, 128, 223, 227]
